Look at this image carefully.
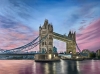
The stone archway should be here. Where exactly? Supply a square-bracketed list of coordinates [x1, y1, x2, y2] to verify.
[69, 51, 72, 54]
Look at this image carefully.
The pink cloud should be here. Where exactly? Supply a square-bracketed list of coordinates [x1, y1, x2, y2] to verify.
[0, 22, 39, 51]
[76, 19, 100, 51]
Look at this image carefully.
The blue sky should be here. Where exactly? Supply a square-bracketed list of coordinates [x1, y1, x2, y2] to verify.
[0, 0, 100, 52]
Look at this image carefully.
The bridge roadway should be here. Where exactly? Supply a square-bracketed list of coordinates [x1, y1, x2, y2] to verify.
[0, 53, 72, 60]
[0, 53, 36, 59]
[0, 53, 35, 56]
[53, 32, 73, 42]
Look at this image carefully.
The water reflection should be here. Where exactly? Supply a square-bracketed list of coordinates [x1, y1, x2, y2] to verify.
[66, 60, 79, 74]
[32, 62, 45, 74]
[0, 60, 33, 74]
[33, 60, 79, 74]
[33, 62, 57, 74]
[0, 60, 100, 74]
[76, 61, 80, 72]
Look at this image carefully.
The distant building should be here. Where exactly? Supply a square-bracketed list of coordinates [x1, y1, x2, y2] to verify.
[53, 46, 57, 53]
[96, 49, 100, 58]
[82, 49, 90, 58]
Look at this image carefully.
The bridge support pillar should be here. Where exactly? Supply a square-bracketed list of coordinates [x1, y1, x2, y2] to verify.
[66, 41, 76, 54]
[66, 31, 76, 54]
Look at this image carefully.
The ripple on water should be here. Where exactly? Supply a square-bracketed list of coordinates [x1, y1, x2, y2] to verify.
[0, 60, 100, 74]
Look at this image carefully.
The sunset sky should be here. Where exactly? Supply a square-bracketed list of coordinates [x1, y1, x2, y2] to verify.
[0, 0, 100, 52]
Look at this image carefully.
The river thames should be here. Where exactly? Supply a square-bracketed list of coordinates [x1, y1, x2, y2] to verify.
[0, 60, 100, 74]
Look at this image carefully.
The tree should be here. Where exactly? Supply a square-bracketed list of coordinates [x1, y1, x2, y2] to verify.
[90, 51, 96, 58]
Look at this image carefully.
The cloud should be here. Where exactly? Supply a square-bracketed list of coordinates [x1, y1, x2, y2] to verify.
[0, 0, 100, 53]
[76, 19, 100, 51]
[0, 0, 99, 34]
[0, 0, 40, 29]
[52, 2, 100, 35]
[78, 25, 86, 31]
[0, 16, 39, 50]
[80, 20, 86, 24]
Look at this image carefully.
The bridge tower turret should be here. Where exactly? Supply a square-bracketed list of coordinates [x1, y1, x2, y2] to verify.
[68, 31, 72, 38]
[39, 19, 53, 54]
[71, 31, 74, 39]
[73, 31, 76, 41]
[67, 31, 76, 54]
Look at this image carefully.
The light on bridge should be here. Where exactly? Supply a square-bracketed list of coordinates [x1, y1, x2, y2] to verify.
[48, 54, 52, 59]
[76, 56, 79, 59]
[54, 54, 55, 57]
[70, 52, 72, 54]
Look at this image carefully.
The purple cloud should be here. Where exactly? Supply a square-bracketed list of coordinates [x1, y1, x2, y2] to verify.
[0, 16, 39, 51]
[76, 19, 100, 51]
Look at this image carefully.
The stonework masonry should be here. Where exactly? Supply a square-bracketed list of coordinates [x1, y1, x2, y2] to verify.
[39, 19, 53, 53]
[39, 19, 76, 54]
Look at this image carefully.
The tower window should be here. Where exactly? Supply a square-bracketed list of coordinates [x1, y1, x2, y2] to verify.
[49, 48, 52, 53]
[49, 36, 52, 39]
[45, 42, 46, 45]
[49, 35, 52, 39]
[42, 42, 44, 45]
[42, 31, 46, 34]
[49, 42, 52, 45]
[49, 30, 52, 33]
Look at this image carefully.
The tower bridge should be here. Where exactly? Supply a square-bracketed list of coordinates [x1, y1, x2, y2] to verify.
[0, 19, 79, 56]
[39, 19, 76, 54]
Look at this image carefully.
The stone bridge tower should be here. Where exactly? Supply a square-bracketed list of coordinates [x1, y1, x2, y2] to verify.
[39, 19, 53, 53]
[67, 31, 76, 54]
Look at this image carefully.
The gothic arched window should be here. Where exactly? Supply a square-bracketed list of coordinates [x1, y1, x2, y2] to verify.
[49, 42, 52, 45]
[42, 42, 44, 45]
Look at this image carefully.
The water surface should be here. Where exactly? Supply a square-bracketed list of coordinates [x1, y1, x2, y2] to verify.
[0, 60, 100, 74]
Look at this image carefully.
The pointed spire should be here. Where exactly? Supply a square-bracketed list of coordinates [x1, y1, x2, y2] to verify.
[39, 25, 42, 31]
[44, 19, 48, 25]
[73, 31, 76, 41]
[39, 25, 41, 28]
[69, 30, 71, 34]
[50, 23, 53, 28]
[48, 23, 50, 29]
[51, 24, 53, 28]
[71, 30, 74, 38]
[43, 19, 48, 29]
[74, 31, 76, 35]
[51, 24, 53, 30]
[68, 30, 71, 38]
